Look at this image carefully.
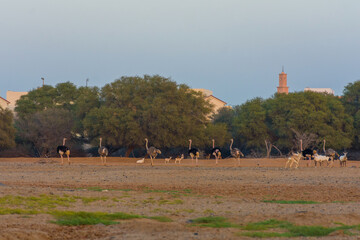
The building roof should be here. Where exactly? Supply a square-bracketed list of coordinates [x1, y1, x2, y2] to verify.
[304, 88, 335, 95]
[205, 95, 227, 105]
[0, 96, 10, 104]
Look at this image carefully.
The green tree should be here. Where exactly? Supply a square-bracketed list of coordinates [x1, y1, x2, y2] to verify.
[342, 80, 360, 116]
[265, 92, 353, 151]
[342, 80, 360, 148]
[83, 75, 212, 154]
[15, 109, 74, 157]
[73, 86, 101, 135]
[0, 107, 16, 150]
[15, 82, 78, 119]
[15, 85, 57, 119]
[233, 98, 270, 151]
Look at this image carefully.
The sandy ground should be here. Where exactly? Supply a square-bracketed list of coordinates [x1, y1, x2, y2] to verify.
[0, 157, 360, 240]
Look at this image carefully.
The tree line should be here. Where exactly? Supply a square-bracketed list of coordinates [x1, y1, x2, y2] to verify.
[0, 75, 359, 158]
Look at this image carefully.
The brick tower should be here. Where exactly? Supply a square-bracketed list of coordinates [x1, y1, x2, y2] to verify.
[277, 68, 289, 94]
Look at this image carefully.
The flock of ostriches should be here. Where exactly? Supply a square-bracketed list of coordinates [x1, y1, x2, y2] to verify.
[56, 137, 348, 167]
[56, 138, 243, 166]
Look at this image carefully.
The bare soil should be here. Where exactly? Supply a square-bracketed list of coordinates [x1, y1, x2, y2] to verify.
[0, 157, 360, 239]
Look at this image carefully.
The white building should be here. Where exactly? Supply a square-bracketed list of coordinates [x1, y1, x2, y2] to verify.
[192, 88, 229, 115]
[304, 88, 334, 95]
[0, 96, 10, 109]
[6, 91, 28, 112]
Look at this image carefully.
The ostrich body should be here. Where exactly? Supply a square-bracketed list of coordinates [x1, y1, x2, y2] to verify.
[98, 138, 109, 165]
[57, 138, 70, 165]
[145, 138, 161, 166]
[211, 139, 222, 165]
[188, 139, 200, 166]
[230, 139, 244, 166]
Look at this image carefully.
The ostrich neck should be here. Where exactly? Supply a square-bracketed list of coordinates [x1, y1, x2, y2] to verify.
[63, 139, 66, 146]
[189, 141, 191, 150]
[230, 140, 233, 151]
[145, 140, 149, 150]
[212, 140, 214, 148]
[100, 139, 102, 147]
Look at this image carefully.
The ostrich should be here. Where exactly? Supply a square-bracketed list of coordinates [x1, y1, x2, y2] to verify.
[230, 139, 244, 166]
[211, 139, 222, 165]
[188, 139, 200, 166]
[56, 138, 70, 165]
[145, 138, 161, 166]
[98, 138, 109, 166]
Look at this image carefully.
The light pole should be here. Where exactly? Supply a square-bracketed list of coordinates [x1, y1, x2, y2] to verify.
[41, 77, 44, 87]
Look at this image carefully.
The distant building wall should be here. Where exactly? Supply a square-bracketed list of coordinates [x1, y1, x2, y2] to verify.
[6, 91, 28, 112]
[0, 97, 10, 109]
[304, 88, 334, 95]
[192, 88, 228, 115]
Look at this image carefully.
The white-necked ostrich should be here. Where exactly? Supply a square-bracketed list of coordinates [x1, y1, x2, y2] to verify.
[211, 139, 222, 165]
[145, 138, 161, 166]
[230, 139, 244, 166]
[57, 138, 70, 165]
[98, 137, 109, 166]
[188, 139, 200, 166]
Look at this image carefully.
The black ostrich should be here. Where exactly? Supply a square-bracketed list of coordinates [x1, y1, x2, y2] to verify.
[145, 138, 161, 166]
[211, 139, 222, 165]
[57, 138, 70, 165]
[98, 137, 109, 166]
[188, 139, 200, 166]
[230, 139, 244, 166]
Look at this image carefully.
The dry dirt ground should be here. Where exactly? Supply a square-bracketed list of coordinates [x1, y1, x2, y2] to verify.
[0, 157, 360, 240]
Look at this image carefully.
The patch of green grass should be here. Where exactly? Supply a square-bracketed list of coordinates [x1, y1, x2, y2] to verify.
[0, 194, 77, 210]
[158, 199, 184, 205]
[190, 217, 360, 238]
[0, 207, 40, 215]
[176, 209, 195, 214]
[191, 216, 236, 228]
[239, 232, 293, 238]
[51, 210, 172, 226]
[203, 209, 215, 215]
[80, 196, 108, 204]
[262, 200, 320, 204]
[238, 219, 360, 238]
[241, 219, 292, 231]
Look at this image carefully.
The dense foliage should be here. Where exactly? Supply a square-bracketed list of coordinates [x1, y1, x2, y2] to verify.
[83, 75, 215, 150]
[15, 109, 74, 157]
[0, 107, 16, 150]
[8, 76, 360, 157]
[215, 92, 354, 154]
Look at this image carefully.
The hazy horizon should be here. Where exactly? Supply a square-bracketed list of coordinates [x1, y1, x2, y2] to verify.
[1, 0, 359, 106]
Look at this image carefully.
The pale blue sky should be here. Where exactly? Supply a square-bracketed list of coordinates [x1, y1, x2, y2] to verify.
[1, 0, 360, 105]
